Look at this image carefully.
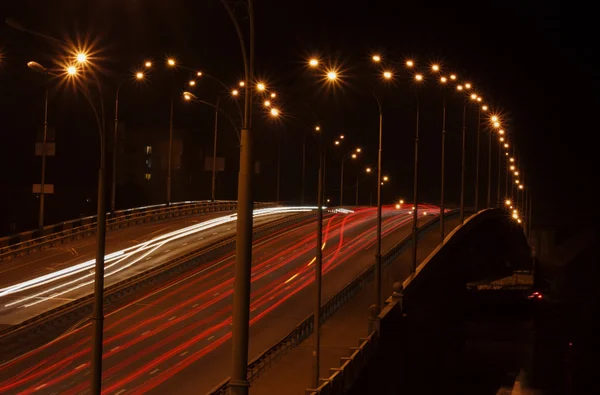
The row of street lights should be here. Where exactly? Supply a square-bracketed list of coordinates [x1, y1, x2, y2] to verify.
[17, 27, 530, 395]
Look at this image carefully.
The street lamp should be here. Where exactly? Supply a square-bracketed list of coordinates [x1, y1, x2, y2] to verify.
[411, 70, 424, 273]
[220, 1, 255, 393]
[26, 61, 51, 231]
[340, 148, 359, 205]
[355, 166, 373, 205]
[111, 68, 146, 213]
[436, 69, 448, 242]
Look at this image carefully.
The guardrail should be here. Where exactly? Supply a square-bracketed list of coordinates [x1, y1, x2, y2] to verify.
[208, 210, 460, 394]
[0, 210, 317, 362]
[0, 200, 277, 263]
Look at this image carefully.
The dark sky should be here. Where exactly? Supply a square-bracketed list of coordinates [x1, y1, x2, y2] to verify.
[1, 0, 573, 233]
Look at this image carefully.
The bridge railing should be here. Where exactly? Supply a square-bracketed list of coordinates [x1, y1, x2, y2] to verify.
[208, 210, 459, 395]
[0, 200, 276, 262]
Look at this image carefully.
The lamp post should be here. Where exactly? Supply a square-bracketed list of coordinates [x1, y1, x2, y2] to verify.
[474, 102, 482, 211]
[221, 1, 255, 393]
[26, 61, 50, 230]
[497, 142, 502, 207]
[438, 73, 450, 242]
[411, 72, 423, 273]
[459, 92, 466, 223]
[356, 167, 373, 206]
[312, 132, 324, 389]
[11, 22, 107, 395]
[165, 58, 177, 205]
[111, 69, 147, 213]
[340, 149, 359, 206]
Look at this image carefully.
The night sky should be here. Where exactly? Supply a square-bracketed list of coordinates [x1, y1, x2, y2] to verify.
[0, 0, 572, 235]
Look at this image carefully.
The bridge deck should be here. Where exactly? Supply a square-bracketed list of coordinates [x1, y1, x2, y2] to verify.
[249, 217, 462, 394]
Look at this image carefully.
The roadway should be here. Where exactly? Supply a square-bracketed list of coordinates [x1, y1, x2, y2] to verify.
[0, 207, 309, 327]
[0, 205, 439, 394]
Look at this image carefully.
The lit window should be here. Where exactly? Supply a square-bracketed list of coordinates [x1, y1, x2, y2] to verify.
[145, 173, 151, 180]
[145, 145, 152, 154]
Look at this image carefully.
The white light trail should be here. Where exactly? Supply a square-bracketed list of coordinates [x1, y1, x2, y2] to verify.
[0, 206, 331, 308]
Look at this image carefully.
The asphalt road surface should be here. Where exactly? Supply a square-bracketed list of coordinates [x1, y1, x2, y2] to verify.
[0, 205, 438, 394]
[0, 207, 305, 327]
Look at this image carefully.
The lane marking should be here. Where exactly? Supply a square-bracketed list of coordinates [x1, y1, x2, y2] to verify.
[145, 256, 152, 260]
[35, 384, 47, 391]
[142, 330, 150, 336]
[180, 351, 189, 357]
[114, 390, 127, 395]
[181, 243, 188, 246]
[212, 232, 218, 235]
[110, 346, 120, 352]
[164, 249, 171, 253]
[74, 364, 86, 370]
[207, 335, 215, 341]
[168, 316, 176, 321]
[192, 303, 199, 308]
[150, 368, 160, 375]
[213, 292, 220, 296]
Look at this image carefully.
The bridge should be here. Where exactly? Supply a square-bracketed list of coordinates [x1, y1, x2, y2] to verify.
[0, 202, 529, 394]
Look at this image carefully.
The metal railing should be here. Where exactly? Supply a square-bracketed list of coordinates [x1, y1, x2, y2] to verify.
[208, 210, 459, 394]
[0, 200, 276, 262]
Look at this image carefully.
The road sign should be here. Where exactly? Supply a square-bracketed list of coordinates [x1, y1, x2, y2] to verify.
[35, 142, 56, 156]
[33, 184, 54, 194]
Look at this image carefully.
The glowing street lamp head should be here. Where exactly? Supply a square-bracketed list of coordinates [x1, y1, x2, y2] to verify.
[499, 129, 505, 135]
[189, 80, 196, 86]
[264, 100, 271, 107]
[135, 72, 144, 80]
[431, 64, 440, 72]
[499, 137, 505, 142]
[505, 199, 512, 206]
[196, 71, 202, 77]
[340, 135, 345, 139]
[519, 184, 524, 189]
[512, 213, 519, 219]
[470, 93, 477, 100]
[239, 81, 245, 87]
[450, 74, 457, 80]
[510, 157, 515, 162]
[515, 171, 519, 176]
[477, 96, 482, 102]
[440, 76, 447, 83]
[504, 143, 509, 148]
[415, 74, 423, 82]
[270, 92, 276, 98]
[372, 55, 381, 62]
[464, 83, 472, 89]
[491, 115, 499, 122]
[399, 199, 404, 204]
[315, 126, 321, 131]
[76, 52, 87, 63]
[493, 121, 500, 128]
[356, 147, 362, 153]
[257, 82, 266, 91]
[396, 204, 401, 209]
[270, 108, 280, 117]
[334, 140, 340, 145]
[66, 65, 77, 76]
[183, 93, 191, 101]
[167, 58, 176, 66]
[383, 71, 393, 79]
[406, 60, 414, 67]
[351, 153, 357, 159]
[457, 85, 463, 91]
[366, 167, 372, 173]
[144, 61, 152, 68]
[326, 70, 337, 81]
[482, 105, 488, 111]
[309, 58, 319, 67]
[510, 165, 515, 170]
[383, 176, 389, 181]
[232, 89, 239, 96]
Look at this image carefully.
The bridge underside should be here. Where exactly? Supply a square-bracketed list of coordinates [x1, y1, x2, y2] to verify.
[347, 209, 532, 395]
